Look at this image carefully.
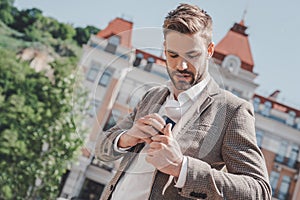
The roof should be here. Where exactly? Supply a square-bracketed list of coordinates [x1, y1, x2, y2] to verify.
[97, 17, 133, 48]
[135, 49, 166, 66]
[214, 20, 255, 72]
[254, 93, 300, 117]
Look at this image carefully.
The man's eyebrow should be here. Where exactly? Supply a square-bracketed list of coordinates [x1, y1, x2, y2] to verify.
[166, 49, 178, 54]
[186, 50, 202, 55]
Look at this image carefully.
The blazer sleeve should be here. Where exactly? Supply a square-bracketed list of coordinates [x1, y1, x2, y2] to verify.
[179, 101, 272, 200]
[94, 89, 152, 162]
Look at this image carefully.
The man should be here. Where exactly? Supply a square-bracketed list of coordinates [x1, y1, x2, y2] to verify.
[96, 3, 272, 200]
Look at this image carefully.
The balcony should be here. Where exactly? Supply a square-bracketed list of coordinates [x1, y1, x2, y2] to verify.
[274, 155, 299, 170]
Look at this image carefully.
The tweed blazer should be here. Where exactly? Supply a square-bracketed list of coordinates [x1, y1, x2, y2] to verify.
[95, 79, 272, 200]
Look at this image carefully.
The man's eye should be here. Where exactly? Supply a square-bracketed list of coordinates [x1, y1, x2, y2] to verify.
[187, 53, 201, 59]
[170, 54, 179, 58]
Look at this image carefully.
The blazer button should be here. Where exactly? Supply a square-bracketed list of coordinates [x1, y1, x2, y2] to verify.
[110, 185, 114, 191]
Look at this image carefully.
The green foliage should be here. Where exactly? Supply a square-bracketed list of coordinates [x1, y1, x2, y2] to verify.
[10, 8, 43, 33]
[0, 0, 15, 25]
[0, 48, 88, 200]
[1, 2, 99, 51]
[74, 25, 100, 45]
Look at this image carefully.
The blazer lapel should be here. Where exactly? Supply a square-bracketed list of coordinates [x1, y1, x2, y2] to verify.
[172, 79, 220, 154]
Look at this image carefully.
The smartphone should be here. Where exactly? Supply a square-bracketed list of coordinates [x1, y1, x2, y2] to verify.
[162, 115, 176, 131]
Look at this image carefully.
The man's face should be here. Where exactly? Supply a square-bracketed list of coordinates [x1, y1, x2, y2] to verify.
[164, 31, 214, 92]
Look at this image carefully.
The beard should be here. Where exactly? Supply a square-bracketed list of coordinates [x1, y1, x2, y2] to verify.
[167, 68, 196, 91]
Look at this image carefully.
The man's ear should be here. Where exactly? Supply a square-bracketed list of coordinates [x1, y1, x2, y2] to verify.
[207, 42, 215, 58]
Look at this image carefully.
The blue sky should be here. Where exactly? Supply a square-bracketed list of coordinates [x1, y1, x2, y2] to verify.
[15, 0, 300, 108]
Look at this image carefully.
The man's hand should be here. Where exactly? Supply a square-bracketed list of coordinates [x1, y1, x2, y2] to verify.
[118, 113, 166, 148]
[146, 123, 183, 177]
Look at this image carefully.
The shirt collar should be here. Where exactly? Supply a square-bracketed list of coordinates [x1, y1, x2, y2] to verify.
[166, 74, 211, 105]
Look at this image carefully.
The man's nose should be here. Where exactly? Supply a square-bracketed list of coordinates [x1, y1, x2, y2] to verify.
[176, 59, 188, 70]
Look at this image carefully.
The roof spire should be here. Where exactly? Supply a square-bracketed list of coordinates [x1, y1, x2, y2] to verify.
[241, 0, 250, 24]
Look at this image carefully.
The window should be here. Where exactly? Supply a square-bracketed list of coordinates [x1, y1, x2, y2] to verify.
[77, 178, 105, 200]
[86, 63, 101, 82]
[104, 35, 120, 54]
[262, 101, 272, 116]
[278, 176, 291, 200]
[144, 57, 155, 72]
[275, 140, 288, 163]
[133, 53, 143, 67]
[103, 109, 121, 131]
[253, 97, 260, 112]
[256, 130, 264, 147]
[108, 35, 120, 46]
[98, 68, 113, 87]
[269, 171, 280, 195]
[286, 110, 296, 126]
[288, 144, 299, 168]
[87, 99, 101, 117]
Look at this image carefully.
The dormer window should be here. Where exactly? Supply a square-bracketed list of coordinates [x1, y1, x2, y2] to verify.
[133, 53, 144, 67]
[105, 35, 120, 54]
[108, 35, 120, 46]
[144, 57, 155, 72]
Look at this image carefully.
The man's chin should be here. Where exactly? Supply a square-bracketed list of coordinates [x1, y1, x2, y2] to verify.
[174, 81, 192, 90]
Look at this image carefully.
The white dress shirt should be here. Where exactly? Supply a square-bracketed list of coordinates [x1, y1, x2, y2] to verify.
[111, 75, 211, 200]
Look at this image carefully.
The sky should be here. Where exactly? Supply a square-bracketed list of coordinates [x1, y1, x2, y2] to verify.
[14, 0, 300, 108]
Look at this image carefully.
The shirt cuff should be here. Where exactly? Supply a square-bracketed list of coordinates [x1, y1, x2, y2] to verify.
[174, 156, 187, 188]
[113, 131, 131, 153]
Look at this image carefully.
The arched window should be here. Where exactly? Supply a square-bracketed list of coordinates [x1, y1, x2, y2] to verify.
[278, 176, 291, 200]
[288, 144, 299, 168]
[269, 171, 280, 195]
[275, 140, 288, 163]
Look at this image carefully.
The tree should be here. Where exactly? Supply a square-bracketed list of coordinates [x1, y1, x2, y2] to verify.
[73, 25, 100, 45]
[10, 8, 43, 33]
[0, 48, 87, 200]
[0, 0, 15, 25]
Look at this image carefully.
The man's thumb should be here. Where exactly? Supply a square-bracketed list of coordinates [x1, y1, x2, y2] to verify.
[164, 123, 173, 137]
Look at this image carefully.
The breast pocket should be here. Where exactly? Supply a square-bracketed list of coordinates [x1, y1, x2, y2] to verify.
[176, 124, 218, 157]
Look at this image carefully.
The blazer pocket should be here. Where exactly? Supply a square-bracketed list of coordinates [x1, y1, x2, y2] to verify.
[177, 125, 218, 156]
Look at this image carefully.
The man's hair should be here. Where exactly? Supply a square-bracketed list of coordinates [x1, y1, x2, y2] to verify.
[163, 3, 213, 45]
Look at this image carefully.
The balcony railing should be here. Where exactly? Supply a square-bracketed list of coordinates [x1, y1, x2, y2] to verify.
[254, 109, 300, 131]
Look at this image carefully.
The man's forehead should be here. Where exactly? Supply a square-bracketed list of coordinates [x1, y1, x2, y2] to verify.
[164, 31, 205, 53]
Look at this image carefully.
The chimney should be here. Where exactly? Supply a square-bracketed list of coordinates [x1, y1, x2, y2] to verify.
[269, 90, 280, 100]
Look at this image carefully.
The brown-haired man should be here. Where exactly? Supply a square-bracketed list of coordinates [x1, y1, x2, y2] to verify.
[96, 3, 272, 200]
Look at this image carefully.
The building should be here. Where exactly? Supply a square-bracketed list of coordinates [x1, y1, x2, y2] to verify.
[59, 17, 300, 200]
